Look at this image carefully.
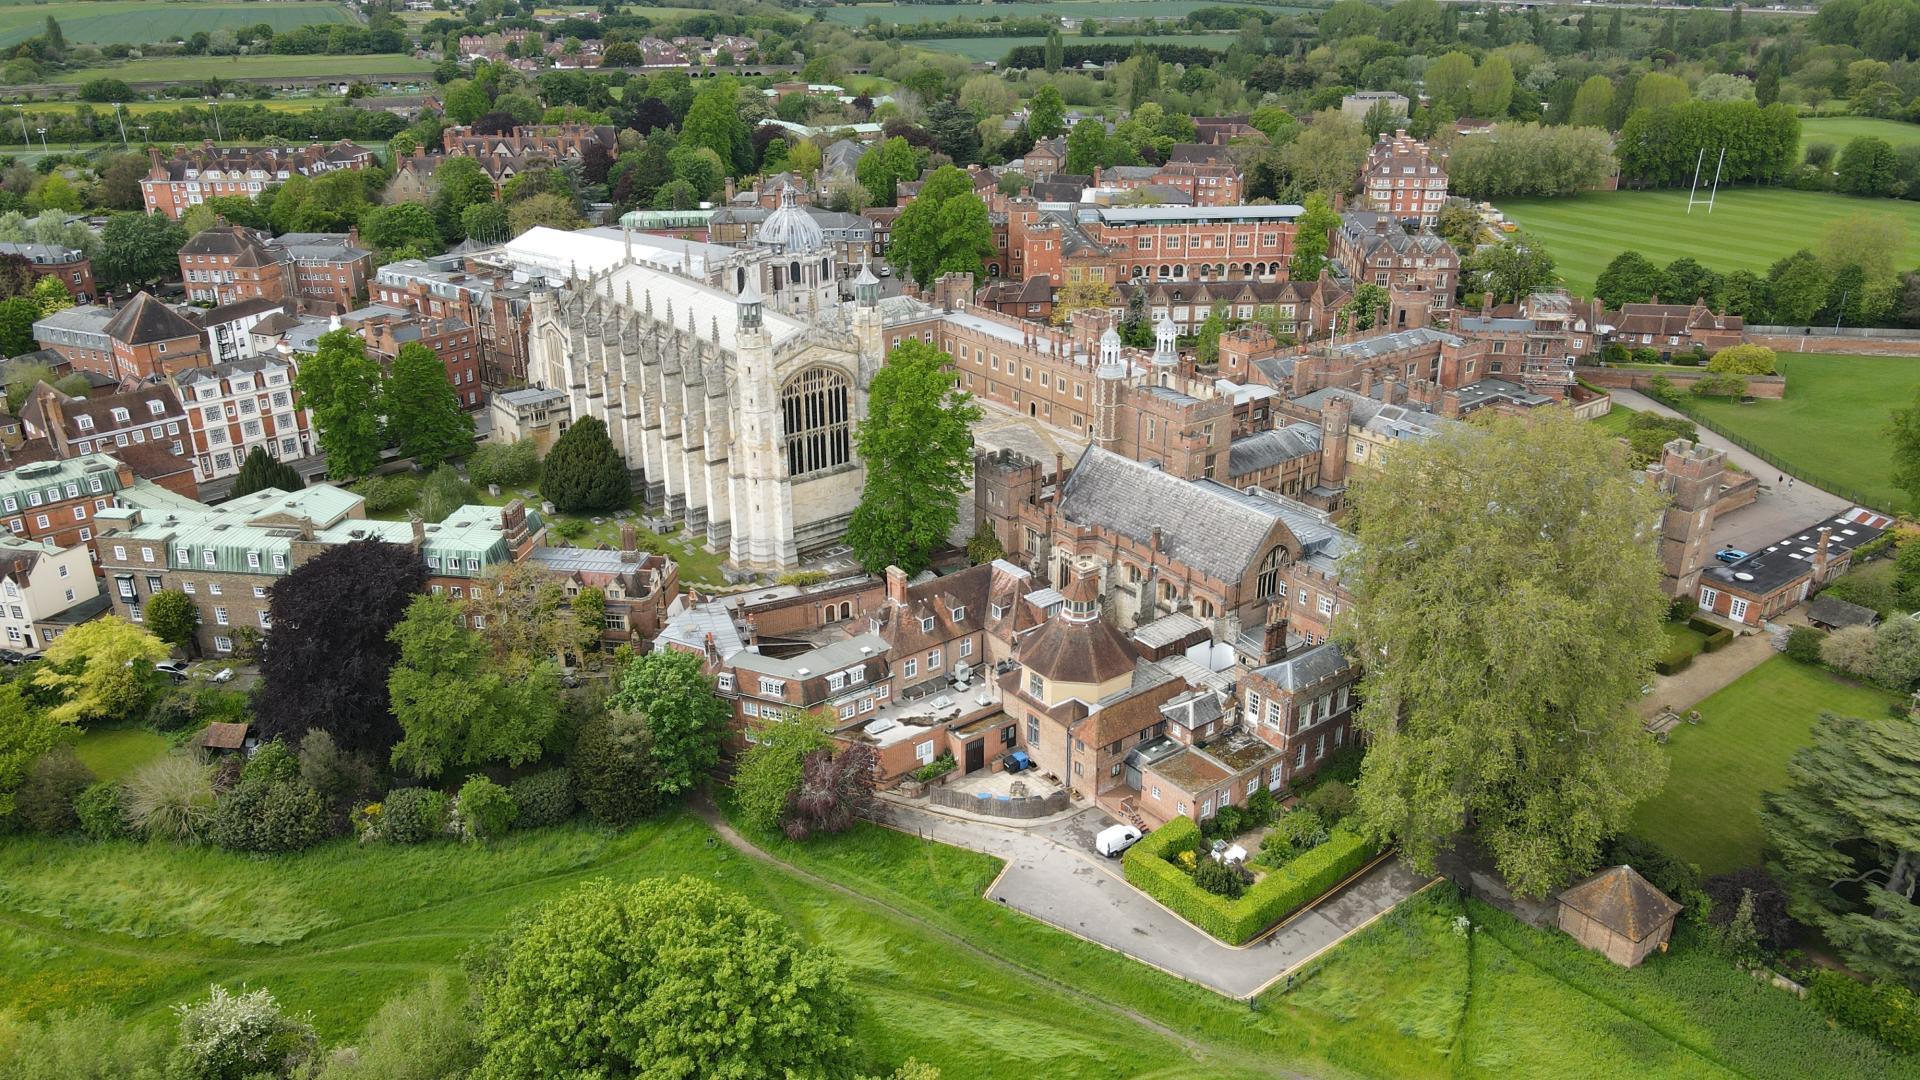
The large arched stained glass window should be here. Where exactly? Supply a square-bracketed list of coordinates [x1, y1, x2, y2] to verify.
[781, 367, 852, 477]
[1256, 545, 1286, 600]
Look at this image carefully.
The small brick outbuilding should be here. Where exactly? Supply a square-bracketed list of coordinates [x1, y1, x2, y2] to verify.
[1557, 865, 1682, 968]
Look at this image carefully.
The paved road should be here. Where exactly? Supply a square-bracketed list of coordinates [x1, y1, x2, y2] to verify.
[881, 801, 1433, 999]
[1611, 388, 1849, 554]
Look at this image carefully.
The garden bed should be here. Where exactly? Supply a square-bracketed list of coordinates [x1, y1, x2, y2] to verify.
[1123, 815, 1379, 945]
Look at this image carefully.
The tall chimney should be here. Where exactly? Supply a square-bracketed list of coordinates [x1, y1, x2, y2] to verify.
[1262, 608, 1290, 665]
[619, 521, 638, 560]
[885, 564, 909, 607]
[1813, 527, 1833, 580]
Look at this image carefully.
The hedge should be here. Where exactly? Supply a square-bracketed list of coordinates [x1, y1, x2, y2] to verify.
[1687, 617, 1734, 652]
[1123, 816, 1380, 945]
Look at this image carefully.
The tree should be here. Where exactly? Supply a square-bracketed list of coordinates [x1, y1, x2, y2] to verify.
[1425, 51, 1476, 113]
[359, 202, 442, 257]
[296, 329, 387, 480]
[145, 589, 201, 656]
[472, 877, 857, 1078]
[508, 192, 586, 236]
[1470, 53, 1515, 117]
[1446, 124, 1616, 199]
[1708, 344, 1777, 375]
[539, 414, 629, 511]
[1467, 233, 1557, 305]
[0, 683, 65, 825]
[1343, 410, 1669, 897]
[888, 165, 995, 288]
[95, 212, 186, 290]
[1065, 118, 1107, 175]
[1027, 84, 1066, 140]
[966, 519, 1004, 566]
[847, 339, 982, 576]
[382, 343, 474, 469]
[1837, 135, 1900, 196]
[785, 743, 877, 840]
[2, 360, 51, 414]
[1570, 76, 1615, 129]
[1050, 278, 1115, 327]
[313, 976, 479, 1080]
[32, 616, 167, 726]
[570, 708, 662, 824]
[733, 709, 832, 834]
[681, 79, 749, 175]
[171, 985, 316, 1080]
[856, 136, 919, 207]
[1892, 388, 1920, 512]
[1280, 111, 1370, 198]
[28, 274, 70, 317]
[431, 156, 499, 241]
[467, 562, 596, 675]
[1290, 192, 1340, 281]
[460, 200, 510, 245]
[254, 540, 427, 757]
[1767, 249, 1834, 326]
[1761, 708, 1920, 987]
[209, 741, 331, 853]
[230, 446, 304, 499]
[1594, 250, 1663, 308]
[389, 594, 558, 779]
[0, 296, 37, 356]
[605, 650, 729, 798]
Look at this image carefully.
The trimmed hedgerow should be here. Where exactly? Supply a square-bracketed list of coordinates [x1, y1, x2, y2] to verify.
[1123, 815, 1379, 944]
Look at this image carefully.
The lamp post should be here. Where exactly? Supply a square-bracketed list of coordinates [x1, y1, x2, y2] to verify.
[13, 106, 24, 150]
[112, 102, 127, 150]
[35, 127, 48, 155]
[206, 98, 222, 141]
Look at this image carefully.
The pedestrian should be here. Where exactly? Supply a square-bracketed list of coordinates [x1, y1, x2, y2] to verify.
[1777, 474, 1783, 484]
[1788, 478, 1795, 490]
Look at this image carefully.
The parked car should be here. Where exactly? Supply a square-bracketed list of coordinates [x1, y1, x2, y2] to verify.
[155, 659, 190, 683]
[1094, 824, 1143, 858]
[211, 667, 235, 683]
[878, 264, 892, 277]
[0, 650, 24, 665]
[1714, 548, 1749, 563]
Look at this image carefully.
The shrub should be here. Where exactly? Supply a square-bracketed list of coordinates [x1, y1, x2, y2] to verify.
[0, 1009, 171, 1078]
[381, 787, 450, 843]
[13, 746, 94, 834]
[1668, 595, 1699, 621]
[1125, 816, 1378, 943]
[776, 570, 827, 587]
[356, 474, 419, 513]
[1708, 343, 1777, 375]
[548, 518, 589, 542]
[1689, 372, 1747, 398]
[1785, 625, 1827, 665]
[209, 742, 332, 854]
[1275, 807, 1328, 850]
[73, 780, 131, 840]
[1821, 624, 1879, 678]
[415, 465, 479, 524]
[1258, 828, 1297, 865]
[124, 754, 216, 843]
[465, 439, 541, 488]
[1603, 832, 1707, 919]
[1303, 779, 1354, 824]
[1633, 346, 1662, 364]
[457, 776, 517, 841]
[298, 729, 377, 815]
[1192, 854, 1248, 898]
[508, 769, 576, 827]
[171, 984, 317, 1080]
[1688, 618, 1734, 652]
[1702, 866, 1797, 953]
[146, 687, 201, 733]
[1244, 785, 1277, 827]
[909, 752, 956, 784]
[1201, 803, 1245, 841]
[1808, 970, 1920, 1053]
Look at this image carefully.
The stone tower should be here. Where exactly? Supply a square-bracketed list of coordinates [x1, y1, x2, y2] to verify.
[1094, 326, 1125, 450]
[1318, 394, 1352, 487]
[1648, 438, 1727, 598]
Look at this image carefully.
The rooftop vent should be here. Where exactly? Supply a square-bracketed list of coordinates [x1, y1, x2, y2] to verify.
[1734, 572, 1755, 582]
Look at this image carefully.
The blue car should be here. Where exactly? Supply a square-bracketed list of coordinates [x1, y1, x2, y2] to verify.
[1714, 548, 1749, 564]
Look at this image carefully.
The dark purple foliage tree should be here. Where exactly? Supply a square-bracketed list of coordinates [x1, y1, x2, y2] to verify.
[783, 743, 876, 841]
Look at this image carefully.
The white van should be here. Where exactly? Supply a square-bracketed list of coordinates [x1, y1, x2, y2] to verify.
[1094, 824, 1142, 858]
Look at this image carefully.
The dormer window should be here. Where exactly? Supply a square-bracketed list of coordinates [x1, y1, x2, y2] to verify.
[989, 603, 1004, 620]
[920, 615, 934, 632]
[950, 605, 965, 621]
[110, 408, 129, 423]
[146, 400, 164, 416]
[75, 415, 93, 431]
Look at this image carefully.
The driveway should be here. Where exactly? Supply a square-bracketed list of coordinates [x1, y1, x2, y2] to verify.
[881, 801, 1433, 999]
[1610, 388, 1849, 554]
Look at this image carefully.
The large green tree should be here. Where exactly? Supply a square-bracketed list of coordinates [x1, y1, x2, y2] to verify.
[0, 296, 37, 356]
[888, 165, 995, 288]
[95, 212, 185, 290]
[847, 339, 982, 576]
[1467, 232, 1557, 304]
[1594, 250, 1664, 308]
[472, 877, 857, 1078]
[1027, 83, 1066, 139]
[383, 342, 474, 470]
[1766, 248, 1833, 326]
[1888, 386, 1920, 513]
[296, 329, 387, 481]
[431, 156, 500, 241]
[539, 415, 629, 512]
[1342, 410, 1669, 897]
[144, 589, 200, 657]
[0, 683, 66, 825]
[1762, 709, 1920, 988]
[855, 136, 919, 207]
[732, 709, 832, 835]
[32, 617, 168, 726]
[604, 649, 730, 798]
[1289, 192, 1340, 282]
[388, 594, 559, 779]
[680, 78, 749, 175]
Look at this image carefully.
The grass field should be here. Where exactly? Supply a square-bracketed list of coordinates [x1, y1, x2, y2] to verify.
[10, 99, 337, 118]
[825, 1, 1312, 25]
[48, 53, 435, 85]
[915, 32, 1233, 61]
[0, 807, 1906, 1079]
[70, 727, 169, 782]
[1678, 352, 1920, 512]
[0, 1, 350, 49]
[1630, 655, 1901, 875]
[1495, 188, 1920, 296]
[1799, 116, 1920, 159]
[1590, 400, 1639, 434]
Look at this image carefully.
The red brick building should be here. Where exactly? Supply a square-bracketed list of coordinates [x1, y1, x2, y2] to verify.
[1014, 204, 1301, 287]
[0, 454, 138, 549]
[0, 242, 95, 303]
[1695, 507, 1890, 628]
[1361, 130, 1447, 227]
[357, 312, 485, 409]
[141, 141, 375, 220]
[170, 354, 314, 484]
[441, 122, 617, 161]
[102, 293, 207, 381]
[179, 226, 293, 307]
[1331, 211, 1458, 308]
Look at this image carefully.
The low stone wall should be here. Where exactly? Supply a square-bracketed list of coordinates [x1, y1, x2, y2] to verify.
[1748, 331, 1920, 357]
[1576, 366, 1787, 399]
[931, 784, 1070, 820]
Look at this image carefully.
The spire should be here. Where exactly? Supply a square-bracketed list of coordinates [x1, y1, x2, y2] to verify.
[738, 272, 763, 330]
[854, 261, 880, 309]
[1152, 309, 1177, 368]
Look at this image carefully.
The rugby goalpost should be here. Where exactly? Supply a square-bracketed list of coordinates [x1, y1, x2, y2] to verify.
[1686, 147, 1727, 214]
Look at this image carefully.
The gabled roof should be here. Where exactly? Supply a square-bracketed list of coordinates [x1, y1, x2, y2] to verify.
[1250, 641, 1350, 692]
[1557, 865, 1682, 942]
[102, 293, 200, 346]
[1057, 446, 1295, 582]
[1806, 594, 1878, 629]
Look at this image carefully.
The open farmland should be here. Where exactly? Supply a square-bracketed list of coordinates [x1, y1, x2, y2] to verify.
[1495, 188, 1920, 296]
[825, 1, 1313, 26]
[916, 32, 1234, 61]
[46, 53, 434, 84]
[1798, 115, 1920, 159]
[0, 1, 351, 49]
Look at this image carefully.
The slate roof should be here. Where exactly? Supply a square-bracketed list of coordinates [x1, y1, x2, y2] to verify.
[180, 226, 282, 265]
[1250, 641, 1350, 692]
[1558, 865, 1682, 942]
[1059, 446, 1295, 582]
[1806, 594, 1878, 629]
[1159, 687, 1224, 731]
[102, 293, 200, 345]
[1017, 607, 1138, 686]
[1227, 422, 1321, 478]
[1700, 507, 1892, 597]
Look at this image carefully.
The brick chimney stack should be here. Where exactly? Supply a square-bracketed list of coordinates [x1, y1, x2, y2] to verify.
[1813, 526, 1833, 579]
[885, 564, 909, 607]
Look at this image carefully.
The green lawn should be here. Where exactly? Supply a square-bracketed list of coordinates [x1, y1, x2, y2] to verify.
[1631, 655, 1902, 875]
[915, 33, 1233, 62]
[0, 1, 350, 49]
[1676, 352, 1920, 513]
[48, 53, 434, 85]
[1495, 188, 1920, 296]
[822, 1, 1310, 25]
[70, 727, 168, 782]
[2, 805, 1907, 1079]
[1799, 116, 1920, 160]
[9, 99, 337, 118]
[1589, 401, 1639, 435]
